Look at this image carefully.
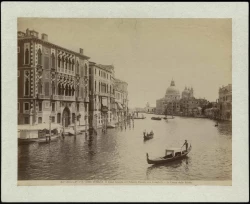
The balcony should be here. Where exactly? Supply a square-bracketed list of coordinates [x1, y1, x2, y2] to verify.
[37, 94, 50, 99]
[52, 95, 75, 101]
[76, 96, 82, 101]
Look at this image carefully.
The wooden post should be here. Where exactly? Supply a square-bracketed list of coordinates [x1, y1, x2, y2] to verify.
[74, 115, 77, 136]
[49, 115, 51, 141]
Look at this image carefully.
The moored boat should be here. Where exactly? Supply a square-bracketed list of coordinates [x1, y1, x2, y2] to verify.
[107, 123, 116, 128]
[151, 117, 162, 120]
[18, 134, 59, 144]
[146, 145, 192, 165]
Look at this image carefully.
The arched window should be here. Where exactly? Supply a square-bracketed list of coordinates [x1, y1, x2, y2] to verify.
[25, 78, 29, 96]
[65, 58, 68, 70]
[38, 79, 43, 94]
[69, 59, 71, 70]
[69, 85, 72, 96]
[52, 81, 55, 95]
[76, 61, 79, 74]
[57, 113, 61, 123]
[25, 48, 29, 64]
[62, 84, 65, 96]
[72, 86, 75, 96]
[81, 67, 84, 77]
[37, 48, 42, 65]
[62, 56, 65, 68]
[38, 117, 42, 124]
[58, 56, 61, 68]
[72, 59, 75, 71]
[85, 64, 88, 75]
[76, 85, 79, 97]
[65, 84, 69, 96]
[95, 81, 96, 92]
[58, 83, 61, 95]
[51, 53, 55, 68]
[72, 113, 75, 123]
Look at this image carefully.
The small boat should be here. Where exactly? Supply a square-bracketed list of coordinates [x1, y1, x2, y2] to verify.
[67, 129, 81, 136]
[144, 132, 154, 140]
[107, 124, 116, 128]
[146, 145, 192, 165]
[151, 117, 162, 120]
[18, 134, 59, 144]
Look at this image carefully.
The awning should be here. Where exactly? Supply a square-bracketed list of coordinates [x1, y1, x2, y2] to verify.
[116, 102, 123, 110]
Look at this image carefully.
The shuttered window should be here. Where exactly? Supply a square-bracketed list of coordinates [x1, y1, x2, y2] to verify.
[44, 82, 50, 96]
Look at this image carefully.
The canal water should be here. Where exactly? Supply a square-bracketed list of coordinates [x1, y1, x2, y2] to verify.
[18, 115, 232, 181]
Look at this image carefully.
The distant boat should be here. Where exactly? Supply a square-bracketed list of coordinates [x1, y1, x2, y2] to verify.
[151, 117, 161, 120]
[144, 132, 154, 140]
[107, 123, 116, 128]
[146, 145, 192, 165]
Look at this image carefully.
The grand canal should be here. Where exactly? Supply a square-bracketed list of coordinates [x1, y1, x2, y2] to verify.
[18, 115, 232, 181]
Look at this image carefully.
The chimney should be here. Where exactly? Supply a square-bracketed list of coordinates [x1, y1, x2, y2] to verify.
[41, 33, 48, 41]
[26, 28, 30, 36]
[79, 48, 84, 55]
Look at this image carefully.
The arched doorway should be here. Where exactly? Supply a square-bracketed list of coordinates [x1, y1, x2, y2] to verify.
[62, 107, 70, 127]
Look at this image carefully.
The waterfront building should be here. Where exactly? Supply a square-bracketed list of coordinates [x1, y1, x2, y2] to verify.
[182, 86, 194, 99]
[88, 62, 115, 129]
[114, 78, 129, 123]
[18, 28, 90, 128]
[155, 79, 180, 115]
[144, 102, 156, 113]
[218, 84, 232, 121]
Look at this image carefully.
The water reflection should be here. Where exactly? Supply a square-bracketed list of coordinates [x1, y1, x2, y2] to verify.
[18, 116, 232, 181]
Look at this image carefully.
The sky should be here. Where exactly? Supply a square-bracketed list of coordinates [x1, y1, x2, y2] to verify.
[18, 18, 232, 108]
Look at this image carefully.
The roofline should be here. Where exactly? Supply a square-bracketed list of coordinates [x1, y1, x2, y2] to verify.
[18, 36, 90, 60]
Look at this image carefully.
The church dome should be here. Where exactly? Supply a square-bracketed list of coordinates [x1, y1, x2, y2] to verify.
[165, 80, 180, 96]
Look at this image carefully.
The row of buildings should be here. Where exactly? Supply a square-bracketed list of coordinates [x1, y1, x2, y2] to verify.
[155, 79, 232, 121]
[18, 28, 129, 130]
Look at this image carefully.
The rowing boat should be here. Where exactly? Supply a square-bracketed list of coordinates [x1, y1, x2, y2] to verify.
[146, 145, 192, 165]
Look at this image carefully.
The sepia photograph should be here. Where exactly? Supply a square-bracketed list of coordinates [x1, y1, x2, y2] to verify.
[17, 18, 232, 184]
[1, 2, 249, 202]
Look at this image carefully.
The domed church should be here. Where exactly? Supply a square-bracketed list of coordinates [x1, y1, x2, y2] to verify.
[165, 79, 180, 102]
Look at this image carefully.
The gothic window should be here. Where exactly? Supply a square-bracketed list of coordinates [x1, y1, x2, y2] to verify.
[38, 79, 42, 94]
[62, 56, 65, 68]
[81, 87, 84, 98]
[39, 102, 42, 111]
[69, 59, 71, 70]
[57, 113, 61, 123]
[95, 80, 96, 92]
[58, 83, 61, 95]
[52, 81, 55, 95]
[65, 58, 68, 70]
[71, 86, 75, 96]
[85, 64, 88, 75]
[69, 86, 72, 96]
[72, 113, 75, 123]
[58, 56, 61, 68]
[110, 85, 112, 94]
[51, 53, 55, 68]
[24, 71, 30, 96]
[81, 66, 84, 77]
[25, 48, 29, 64]
[37, 48, 42, 65]
[52, 102, 55, 112]
[76, 61, 79, 74]
[65, 84, 69, 96]
[72, 59, 75, 71]
[44, 82, 50, 97]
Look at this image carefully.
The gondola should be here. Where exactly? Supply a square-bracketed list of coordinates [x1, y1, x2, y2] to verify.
[18, 134, 60, 144]
[144, 133, 154, 140]
[146, 145, 192, 165]
[151, 117, 162, 120]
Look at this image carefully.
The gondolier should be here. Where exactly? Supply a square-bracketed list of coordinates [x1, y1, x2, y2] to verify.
[182, 140, 188, 151]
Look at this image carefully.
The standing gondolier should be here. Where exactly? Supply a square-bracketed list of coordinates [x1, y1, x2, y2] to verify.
[182, 140, 188, 151]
